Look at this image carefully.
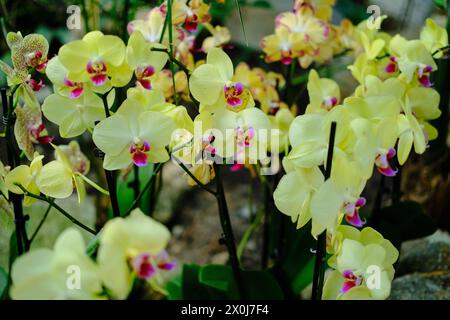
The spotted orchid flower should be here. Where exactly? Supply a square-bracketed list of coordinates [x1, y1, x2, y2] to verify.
[189, 48, 255, 113]
[202, 23, 231, 53]
[293, 0, 336, 20]
[126, 31, 168, 90]
[58, 31, 132, 90]
[260, 27, 304, 65]
[92, 97, 176, 170]
[14, 105, 53, 161]
[97, 208, 174, 299]
[168, 0, 211, 33]
[6, 31, 49, 73]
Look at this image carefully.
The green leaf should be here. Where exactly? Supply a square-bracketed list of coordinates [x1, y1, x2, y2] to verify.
[0, 266, 8, 298]
[180, 264, 211, 299]
[375, 201, 437, 248]
[166, 275, 183, 300]
[433, 0, 448, 10]
[200, 265, 283, 300]
[85, 231, 102, 258]
[269, 214, 317, 296]
[113, 164, 155, 217]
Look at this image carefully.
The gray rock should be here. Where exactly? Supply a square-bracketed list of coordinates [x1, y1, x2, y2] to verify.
[390, 272, 450, 300]
[397, 230, 450, 276]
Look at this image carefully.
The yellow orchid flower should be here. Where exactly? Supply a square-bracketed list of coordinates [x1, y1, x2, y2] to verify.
[273, 160, 324, 229]
[128, 7, 166, 43]
[195, 107, 271, 163]
[169, 0, 211, 32]
[42, 90, 106, 138]
[36, 144, 106, 203]
[126, 31, 168, 90]
[202, 23, 231, 52]
[390, 35, 437, 87]
[92, 97, 176, 170]
[396, 97, 429, 165]
[420, 18, 448, 59]
[293, 0, 336, 21]
[45, 56, 111, 98]
[10, 228, 102, 300]
[97, 208, 175, 299]
[58, 31, 131, 89]
[5, 153, 43, 206]
[260, 27, 304, 65]
[189, 48, 255, 112]
[323, 227, 398, 300]
[306, 69, 341, 113]
[268, 108, 295, 153]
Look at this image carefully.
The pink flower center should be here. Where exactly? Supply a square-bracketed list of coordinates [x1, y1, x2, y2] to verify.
[26, 78, 44, 92]
[29, 123, 53, 145]
[130, 140, 151, 167]
[135, 65, 155, 90]
[224, 82, 245, 107]
[87, 60, 107, 86]
[343, 197, 366, 228]
[385, 56, 398, 74]
[131, 251, 176, 280]
[375, 148, 398, 177]
[26, 50, 47, 71]
[236, 126, 255, 148]
[64, 78, 84, 98]
[184, 13, 199, 32]
[341, 270, 363, 294]
[418, 65, 434, 87]
[323, 96, 338, 110]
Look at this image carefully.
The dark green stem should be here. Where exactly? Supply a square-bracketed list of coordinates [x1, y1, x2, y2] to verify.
[17, 185, 96, 235]
[311, 121, 337, 301]
[100, 93, 121, 218]
[213, 163, 245, 298]
[122, 0, 130, 40]
[1, 86, 28, 254]
[167, 0, 178, 105]
[29, 204, 52, 244]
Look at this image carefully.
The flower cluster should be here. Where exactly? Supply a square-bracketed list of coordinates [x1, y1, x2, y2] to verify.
[273, 16, 447, 299]
[261, 0, 343, 68]
[10, 209, 175, 299]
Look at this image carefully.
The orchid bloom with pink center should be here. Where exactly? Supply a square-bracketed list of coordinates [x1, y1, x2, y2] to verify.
[190, 48, 255, 113]
[135, 65, 156, 90]
[342, 197, 366, 228]
[25, 50, 48, 71]
[375, 148, 397, 177]
[92, 98, 175, 170]
[58, 31, 131, 91]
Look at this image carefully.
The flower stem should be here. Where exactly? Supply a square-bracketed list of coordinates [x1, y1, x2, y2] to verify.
[124, 162, 164, 216]
[100, 93, 121, 218]
[311, 121, 337, 300]
[29, 204, 52, 244]
[1, 86, 29, 254]
[213, 163, 245, 298]
[167, 0, 178, 105]
[16, 185, 96, 235]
